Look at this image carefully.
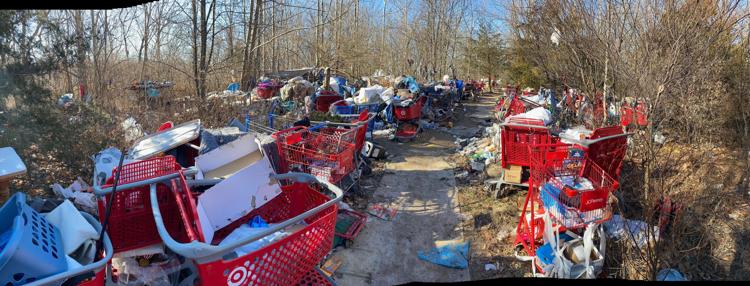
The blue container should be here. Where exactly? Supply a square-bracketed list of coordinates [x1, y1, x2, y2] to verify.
[0, 192, 67, 286]
[540, 183, 566, 216]
[535, 243, 555, 266]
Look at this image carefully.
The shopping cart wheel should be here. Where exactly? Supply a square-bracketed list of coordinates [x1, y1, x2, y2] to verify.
[344, 239, 354, 248]
[361, 162, 373, 176]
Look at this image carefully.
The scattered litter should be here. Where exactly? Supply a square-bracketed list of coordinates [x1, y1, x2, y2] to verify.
[654, 132, 666, 144]
[92, 147, 124, 187]
[198, 127, 246, 155]
[321, 255, 344, 277]
[51, 178, 97, 214]
[363, 141, 387, 159]
[121, 116, 144, 142]
[45, 200, 98, 256]
[372, 129, 395, 137]
[559, 126, 593, 144]
[485, 263, 497, 271]
[470, 161, 485, 172]
[603, 215, 659, 248]
[338, 201, 353, 212]
[111, 252, 184, 286]
[417, 239, 470, 269]
[334, 210, 367, 248]
[456, 171, 469, 179]
[496, 228, 512, 242]
[366, 203, 399, 221]
[507, 107, 552, 125]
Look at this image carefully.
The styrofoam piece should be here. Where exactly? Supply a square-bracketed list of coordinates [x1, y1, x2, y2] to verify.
[196, 156, 282, 243]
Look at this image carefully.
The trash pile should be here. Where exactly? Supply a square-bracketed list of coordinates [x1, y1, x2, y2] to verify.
[2, 66, 422, 285]
[452, 84, 684, 279]
[454, 123, 501, 183]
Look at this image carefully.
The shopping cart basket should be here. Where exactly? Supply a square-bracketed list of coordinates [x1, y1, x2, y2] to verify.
[150, 172, 343, 286]
[273, 126, 356, 184]
[93, 156, 201, 253]
[392, 96, 427, 141]
[500, 118, 557, 169]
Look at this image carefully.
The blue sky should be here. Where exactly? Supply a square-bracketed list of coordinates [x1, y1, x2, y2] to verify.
[359, 0, 510, 34]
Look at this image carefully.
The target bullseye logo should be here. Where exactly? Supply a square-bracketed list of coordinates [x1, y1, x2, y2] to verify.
[400, 110, 406, 116]
[227, 265, 248, 286]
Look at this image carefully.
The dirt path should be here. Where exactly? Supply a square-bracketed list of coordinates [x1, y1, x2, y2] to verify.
[333, 95, 498, 285]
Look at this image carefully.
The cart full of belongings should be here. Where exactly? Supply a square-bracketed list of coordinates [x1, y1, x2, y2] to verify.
[0, 116, 355, 285]
[513, 130, 628, 278]
[39, 120, 348, 285]
[505, 117, 628, 278]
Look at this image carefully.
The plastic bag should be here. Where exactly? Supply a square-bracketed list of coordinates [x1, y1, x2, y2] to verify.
[121, 117, 144, 142]
[218, 216, 305, 258]
[357, 85, 385, 104]
[92, 147, 122, 187]
[508, 107, 552, 125]
[380, 87, 395, 105]
[111, 254, 184, 286]
[603, 214, 659, 248]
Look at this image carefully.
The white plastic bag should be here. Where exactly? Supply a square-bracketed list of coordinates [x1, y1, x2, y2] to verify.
[380, 87, 395, 104]
[603, 214, 659, 248]
[508, 107, 552, 125]
[551, 224, 605, 279]
[218, 224, 288, 257]
[357, 85, 385, 104]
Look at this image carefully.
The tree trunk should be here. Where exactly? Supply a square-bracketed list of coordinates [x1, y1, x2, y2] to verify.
[141, 4, 150, 80]
[240, 0, 262, 91]
[192, 0, 200, 97]
[198, 0, 209, 98]
[73, 11, 87, 100]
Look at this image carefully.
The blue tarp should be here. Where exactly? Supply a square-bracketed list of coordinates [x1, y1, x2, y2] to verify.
[417, 241, 471, 269]
[402, 76, 420, 94]
[227, 82, 240, 92]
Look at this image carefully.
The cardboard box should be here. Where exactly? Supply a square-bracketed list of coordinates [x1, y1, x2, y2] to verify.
[504, 165, 522, 184]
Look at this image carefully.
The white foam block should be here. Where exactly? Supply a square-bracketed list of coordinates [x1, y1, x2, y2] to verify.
[196, 156, 282, 241]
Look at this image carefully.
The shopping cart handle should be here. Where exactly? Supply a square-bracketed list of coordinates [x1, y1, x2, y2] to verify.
[93, 166, 198, 196]
[560, 132, 632, 147]
[150, 172, 344, 264]
[499, 122, 551, 130]
[25, 212, 113, 286]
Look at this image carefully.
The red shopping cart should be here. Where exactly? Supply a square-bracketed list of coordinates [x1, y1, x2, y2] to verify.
[312, 110, 374, 155]
[273, 126, 356, 184]
[496, 92, 527, 121]
[514, 131, 628, 272]
[500, 118, 558, 169]
[514, 144, 617, 272]
[93, 156, 200, 253]
[315, 90, 344, 112]
[393, 96, 427, 141]
[149, 172, 343, 286]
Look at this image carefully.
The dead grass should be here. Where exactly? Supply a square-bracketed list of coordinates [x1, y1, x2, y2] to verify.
[455, 180, 530, 279]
